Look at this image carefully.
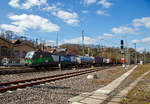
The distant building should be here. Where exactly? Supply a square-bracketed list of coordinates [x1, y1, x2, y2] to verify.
[43, 47, 67, 54]
[0, 36, 35, 65]
[13, 40, 36, 60]
[0, 37, 13, 63]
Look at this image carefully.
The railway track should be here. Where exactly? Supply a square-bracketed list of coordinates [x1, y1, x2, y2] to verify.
[0, 67, 33, 75]
[0, 66, 95, 75]
[0, 66, 63, 75]
[0, 67, 106, 93]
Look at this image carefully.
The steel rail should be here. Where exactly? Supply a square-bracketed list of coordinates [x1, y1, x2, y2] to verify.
[0, 67, 106, 93]
[0, 68, 99, 86]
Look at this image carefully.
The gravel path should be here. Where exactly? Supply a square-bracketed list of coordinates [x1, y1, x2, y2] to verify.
[0, 65, 134, 104]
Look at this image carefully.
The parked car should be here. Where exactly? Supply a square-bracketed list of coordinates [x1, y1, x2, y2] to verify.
[1, 58, 9, 66]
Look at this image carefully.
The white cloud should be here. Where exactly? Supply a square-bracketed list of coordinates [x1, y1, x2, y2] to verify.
[133, 17, 150, 29]
[96, 10, 110, 16]
[0, 14, 59, 33]
[42, 5, 58, 12]
[82, 10, 88, 14]
[45, 40, 55, 46]
[63, 36, 96, 44]
[131, 39, 140, 43]
[22, 0, 47, 9]
[52, 10, 79, 25]
[98, 0, 112, 8]
[42, 2, 64, 12]
[111, 16, 150, 36]
[141, 37, 150, 44]
[55, 2, 63, 6]
[9, 0, 47, 9]
[112, 26, 138, 35]
[98, 33, 115, 40]
[137, 48, 144, 52]
[42, 3, 79, 26]
[10, 0, 79, 26]
[103, 33, 114, 37]
[83, 0, 97, 5]
[131, 37, 150, 45]
[8, 0, 20, 8]
[98, 36, 105, 40]
[1, 24, 25, 33]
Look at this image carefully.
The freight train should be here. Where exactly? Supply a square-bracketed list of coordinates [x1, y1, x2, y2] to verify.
[25, 50, 111, 69]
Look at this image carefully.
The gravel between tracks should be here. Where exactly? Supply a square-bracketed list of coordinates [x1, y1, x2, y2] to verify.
[0, 67, 101, 82]
[0, 65, 134, 104]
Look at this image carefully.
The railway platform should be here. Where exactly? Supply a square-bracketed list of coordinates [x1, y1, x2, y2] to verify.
[68, 65, 138, 104]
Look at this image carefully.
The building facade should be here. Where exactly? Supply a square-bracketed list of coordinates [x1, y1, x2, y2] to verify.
[0, 37, 13, 63]
[13, 42, 35, 60]
[0, 37, 35, 65]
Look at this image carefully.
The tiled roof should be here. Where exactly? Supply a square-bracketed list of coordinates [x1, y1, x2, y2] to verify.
[0, 36, 12, 44]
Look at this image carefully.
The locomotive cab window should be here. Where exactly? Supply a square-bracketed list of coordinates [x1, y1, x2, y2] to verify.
[25, 51, 35, 59]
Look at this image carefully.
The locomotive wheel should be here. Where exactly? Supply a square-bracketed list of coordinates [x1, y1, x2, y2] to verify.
[34, 66, 42, 70]
[44, 66, 49, 70]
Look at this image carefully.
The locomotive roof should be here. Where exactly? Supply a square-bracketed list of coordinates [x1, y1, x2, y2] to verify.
[33, 50, 77, 56]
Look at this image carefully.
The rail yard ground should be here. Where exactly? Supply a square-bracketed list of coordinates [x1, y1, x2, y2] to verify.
[0, 66, 109, 82]
[0, 65, 132, 104]
[121, 64, 150, 104]
[1, 64, 150, 104]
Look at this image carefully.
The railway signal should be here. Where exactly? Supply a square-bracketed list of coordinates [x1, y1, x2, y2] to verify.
[120, 40, 124, 53]
[121, 40, 124, 49]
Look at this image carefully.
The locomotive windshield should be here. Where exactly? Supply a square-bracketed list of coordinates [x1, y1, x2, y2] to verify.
[25, 51, 35, 59]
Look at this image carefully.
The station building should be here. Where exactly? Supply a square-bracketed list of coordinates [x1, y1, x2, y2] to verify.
[0, 37, 13, 61]
[0, 37, 35, 65]
[12, 40, 36, 60]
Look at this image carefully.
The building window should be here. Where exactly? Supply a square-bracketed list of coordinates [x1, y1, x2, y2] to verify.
[14, 50, 20, 59]
[22, 51, 26, 58]
[1, 46, 8, 56]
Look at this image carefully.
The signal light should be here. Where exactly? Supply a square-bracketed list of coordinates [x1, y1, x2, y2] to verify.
[121, 40, 123, 44]
[121, 40, 124, 50]
[121, 46, 123, 49]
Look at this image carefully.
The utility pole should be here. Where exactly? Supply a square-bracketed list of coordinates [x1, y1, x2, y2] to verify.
[88, 48, 90, 57]
[102, 45, 104, 57]
[99, 40, 102, 57]
[134, 43, 137, 64]
[115, 48, 117, 64]
[144, 48, 146, 64]
[43, 40, 45, 51]
[36, 38, 38, 49]
[82, 30, 85, 56]
[56, 32, 58, 48]
[96, 45, 99, 56]
[128, 51, 131, 65]
[125, 34, 128, 68]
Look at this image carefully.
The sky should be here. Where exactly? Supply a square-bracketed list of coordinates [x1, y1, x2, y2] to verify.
[0, 0, 150, 52]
